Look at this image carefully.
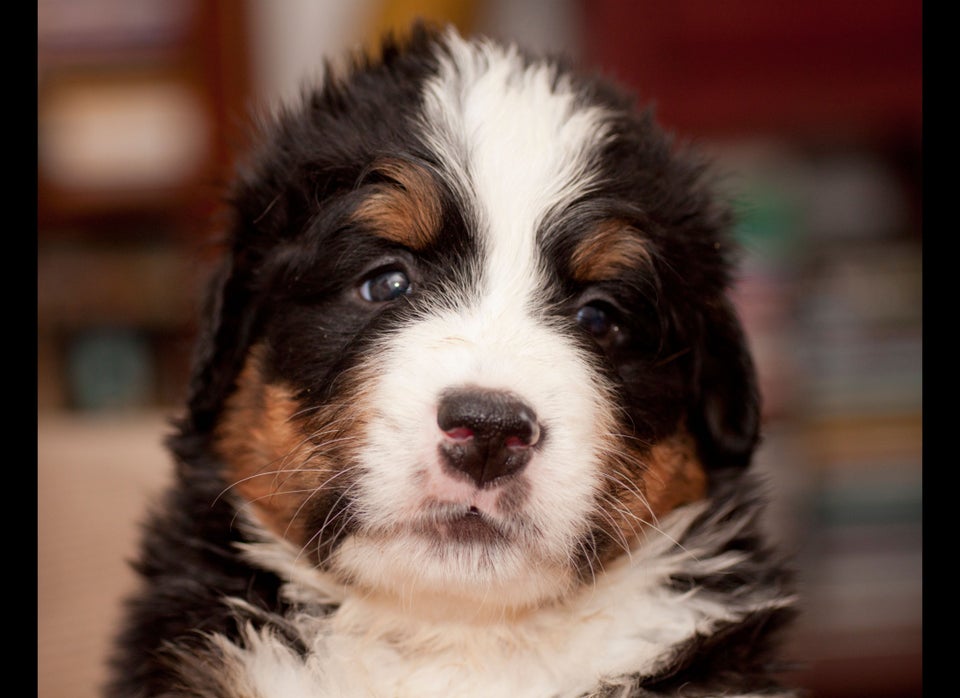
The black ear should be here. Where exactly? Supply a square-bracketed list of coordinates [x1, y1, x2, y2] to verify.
[181, 147, 311, 436]
[688, 298, 761, 471]
[183, 247, 263, 435]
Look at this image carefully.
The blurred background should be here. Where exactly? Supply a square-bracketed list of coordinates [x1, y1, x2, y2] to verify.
[37, 1, 922, 696]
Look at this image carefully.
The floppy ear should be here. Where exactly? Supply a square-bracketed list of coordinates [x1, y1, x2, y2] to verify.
[688, 297, 761, 471]
[183, 246, 264, 435]
[182, 152, 313, 435]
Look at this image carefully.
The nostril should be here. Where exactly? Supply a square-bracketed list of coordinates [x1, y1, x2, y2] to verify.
[505, 416, 539, 449]
[443, 426, 475, 442]
[436, 388, 542, 487]
[505, 432, 532, 449]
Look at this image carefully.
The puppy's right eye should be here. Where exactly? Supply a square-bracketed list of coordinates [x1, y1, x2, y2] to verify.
[358, 268, 413, 302]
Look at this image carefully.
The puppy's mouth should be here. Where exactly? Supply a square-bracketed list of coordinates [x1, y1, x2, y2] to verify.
[410, 504, 511, 545]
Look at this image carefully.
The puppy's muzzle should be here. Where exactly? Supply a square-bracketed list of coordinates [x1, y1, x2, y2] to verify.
[437, 388, 541, 488]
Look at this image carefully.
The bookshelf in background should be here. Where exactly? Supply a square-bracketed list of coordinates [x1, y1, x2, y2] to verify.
[37, 0, 252, 411]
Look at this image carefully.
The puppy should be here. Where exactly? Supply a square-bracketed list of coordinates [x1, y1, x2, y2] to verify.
[107, 24, 797, 698]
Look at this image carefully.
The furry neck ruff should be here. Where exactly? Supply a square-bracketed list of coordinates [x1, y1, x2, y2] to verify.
[126, 466, 795, 697]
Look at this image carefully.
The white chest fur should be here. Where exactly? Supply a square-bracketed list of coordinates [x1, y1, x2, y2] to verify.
[212, 503, 790, 698]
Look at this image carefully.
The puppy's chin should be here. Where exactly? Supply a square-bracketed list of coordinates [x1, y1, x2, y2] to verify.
[330, 527, 577, 614]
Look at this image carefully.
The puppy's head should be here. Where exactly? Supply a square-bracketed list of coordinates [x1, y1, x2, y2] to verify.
[183, 26, 759, 612]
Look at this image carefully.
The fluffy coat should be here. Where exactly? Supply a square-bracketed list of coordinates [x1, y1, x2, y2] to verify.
[107, 25, 797, 698]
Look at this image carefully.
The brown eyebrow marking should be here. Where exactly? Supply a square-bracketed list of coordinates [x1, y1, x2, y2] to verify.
[570, 219, 652, 281]
[350, 158, 443, 250]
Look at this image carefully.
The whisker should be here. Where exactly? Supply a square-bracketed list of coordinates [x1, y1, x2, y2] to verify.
[227, 485, 326, 529]
[576, 530, 601, 585]
[283, 466, 362, 540]
[593, 467, 702, 561]
[296, 481, 363, 565]
[601, 469, 658, 527]
[591, 496, 635, 559]
[214, 466, 328, 505]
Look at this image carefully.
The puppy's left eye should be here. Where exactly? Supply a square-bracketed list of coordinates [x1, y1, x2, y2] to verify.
[359, 268, 413, 302]
[576, 301, 623, 348]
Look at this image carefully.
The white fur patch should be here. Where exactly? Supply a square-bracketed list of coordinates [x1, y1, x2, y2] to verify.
[222, 502, 794, 697]
[325, 30, 623, 610]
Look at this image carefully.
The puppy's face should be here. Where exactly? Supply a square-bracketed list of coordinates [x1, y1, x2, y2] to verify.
[199, 29, 759, 612]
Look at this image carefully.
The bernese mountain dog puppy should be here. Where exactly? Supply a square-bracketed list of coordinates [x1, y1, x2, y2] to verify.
[107, 24, 797, 698]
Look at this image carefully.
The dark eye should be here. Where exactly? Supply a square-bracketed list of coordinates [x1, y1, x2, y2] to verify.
[576, 301, 623, 347]
[359, 268, 412, 302]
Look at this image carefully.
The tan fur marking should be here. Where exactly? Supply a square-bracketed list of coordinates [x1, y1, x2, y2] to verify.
[642, 432, 707, 518]
[215, 346, 338, 543]
[350, 159, 442, 250]
[571, 220, 651, 281]
[599, 430, 706, 563]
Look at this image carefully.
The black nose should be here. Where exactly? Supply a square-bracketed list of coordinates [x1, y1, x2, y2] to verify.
[437, 388, 541, 488]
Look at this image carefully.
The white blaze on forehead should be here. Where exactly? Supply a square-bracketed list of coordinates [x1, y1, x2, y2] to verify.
[336, 33, 622, 608]
[420, 30, 612, 303]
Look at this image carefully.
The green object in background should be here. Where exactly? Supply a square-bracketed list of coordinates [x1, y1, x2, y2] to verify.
[731, 184, 801, 265]
[67, 328, 152, 411]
